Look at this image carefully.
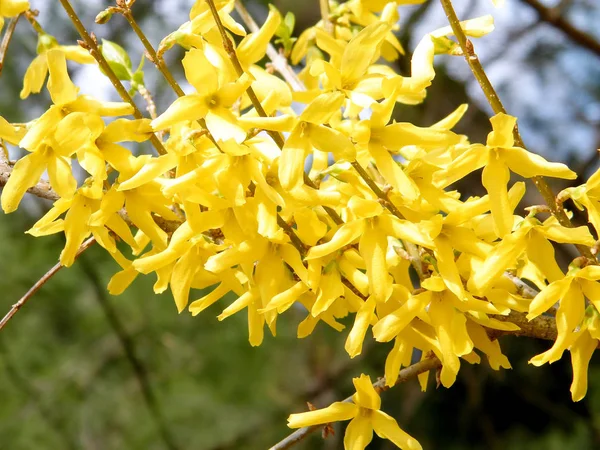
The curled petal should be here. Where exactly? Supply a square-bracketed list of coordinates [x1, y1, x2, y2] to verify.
[343, 415, 374, 450]
[373, 410, 422, 450]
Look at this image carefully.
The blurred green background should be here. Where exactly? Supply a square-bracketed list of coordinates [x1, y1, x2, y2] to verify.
[2, 0, 600, 449]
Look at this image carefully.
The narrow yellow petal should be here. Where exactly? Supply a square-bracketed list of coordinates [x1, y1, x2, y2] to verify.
[1, 151, 48, 213]
[343, 415, 374, 450]
[527, 277, 572, 319]
[352, 374, 381, 410]
[482, 150, 512, 238]
[287, 402, 358, 428]
[570, 330, 598, 401]
[359, 220, 393, 303]
[306, 220, 364, 260]
[46, 49, 79, 106]
[372, 410, 423, 450]
[151, 94, 208, 131]
[345, 296, 377, 358]
[278, 128, 309, 190]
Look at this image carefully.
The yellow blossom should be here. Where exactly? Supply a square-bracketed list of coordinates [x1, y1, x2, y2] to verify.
[434, 113, 576, 238]
[288, 374, 422, 450]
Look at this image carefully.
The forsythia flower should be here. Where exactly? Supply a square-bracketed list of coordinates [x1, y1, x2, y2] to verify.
[288, 374, 422, 450]
[434, 113, 576, 238]
[0, 0, 28, 32]
[3, 0, 600, 446]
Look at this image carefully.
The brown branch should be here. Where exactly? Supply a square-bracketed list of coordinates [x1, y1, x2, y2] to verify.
[0, 237, 96, 331]
[58, 0, 167, 155]
[0, 14, 21, 77]
[270, 356, 442, 450]
[438, 0, 595, 262]
[519, 0, 600, 58]
[491, 311, 558, 342]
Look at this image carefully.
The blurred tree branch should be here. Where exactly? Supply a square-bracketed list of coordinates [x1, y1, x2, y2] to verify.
[519, 0, 600, 58]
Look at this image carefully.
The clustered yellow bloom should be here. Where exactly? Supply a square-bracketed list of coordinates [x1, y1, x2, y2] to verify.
[1, 0, 599, 448]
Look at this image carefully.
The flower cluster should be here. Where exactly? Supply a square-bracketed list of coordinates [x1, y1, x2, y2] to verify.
[1, 0, 599, 448]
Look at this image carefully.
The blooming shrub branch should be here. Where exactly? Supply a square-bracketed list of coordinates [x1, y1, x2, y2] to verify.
[1, 0, 599, 449]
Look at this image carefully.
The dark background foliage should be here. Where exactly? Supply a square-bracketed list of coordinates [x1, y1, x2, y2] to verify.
[1, 0, 600, 448]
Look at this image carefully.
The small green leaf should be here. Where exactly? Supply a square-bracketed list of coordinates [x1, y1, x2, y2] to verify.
[284, 12, 295, 34]
[101, 39, 133, 81]
[431, 36, 461, 56]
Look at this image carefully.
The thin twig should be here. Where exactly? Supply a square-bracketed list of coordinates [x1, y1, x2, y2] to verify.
[269, 356, 442, 450]
[519, 0, 600, 58]
[58, 0, 167, 155]
[0, 237, 96, 331]
[0, 15, 21, 77]
[438, 0, 595, 261]
[136, 83, 158, 119]
[79, 255, 180, 450]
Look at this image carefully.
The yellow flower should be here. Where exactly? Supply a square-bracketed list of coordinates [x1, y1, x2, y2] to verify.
[468, 217, 594, 295]
[27, 186, 136, 267]
[21, 32, 95, 99]
[151, 45, 251, 143]
[527, 265, 600, 367]
[288, 374, 422, 450]
[1, 49, 133, 213]
[309, 21, 392, 109]
[561, 168, 600, 237]
[352, 87, 462, 202]
[0, 0, 28, 32]
[434, 113, 576, 238]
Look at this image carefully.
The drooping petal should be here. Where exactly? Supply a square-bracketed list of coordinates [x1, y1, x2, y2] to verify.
[151, 94, 208, 131]
[368, 142, 419, 201]
[503, 147, 576, 179]
[569, 330, 598, 402]
[434, 235, 465, 301]
[345, 296, 377, 358]
[482, 150, 512, 238]
[372, 410, 422, 450]
[278, 127, 310, 190]
[1, 150, 49, 213]
[46, 49, 79, 106]
[527, 277, 572, 319]
[359, 220, 393, 303]
[236, 5, 281, 67]
[343, 415, 374, 450]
